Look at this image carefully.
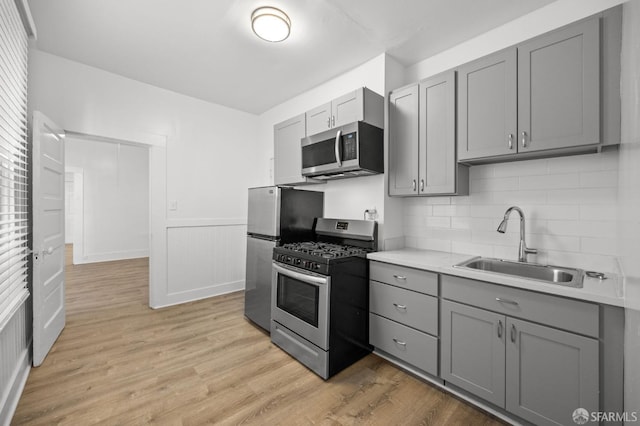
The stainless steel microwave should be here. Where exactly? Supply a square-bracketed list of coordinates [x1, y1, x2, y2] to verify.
[301, 121, 383, 180]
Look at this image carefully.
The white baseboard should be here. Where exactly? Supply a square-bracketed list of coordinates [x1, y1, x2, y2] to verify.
[75, 249, 149, 265]
[152, 280, 245, 309]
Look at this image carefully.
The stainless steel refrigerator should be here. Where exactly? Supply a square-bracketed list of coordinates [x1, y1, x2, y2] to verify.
[244, 186, 323, 332]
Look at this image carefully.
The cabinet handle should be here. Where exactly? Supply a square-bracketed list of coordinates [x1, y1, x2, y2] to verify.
[332, 116, 335, 127]
[393, 338, 407, 347]
[496, 297, 519, 306]
[412, 180, 416, 191]
[521, 131, 527, 148]
[420, 179, 425, 192]
[393, 303, 407, 311]
[497, 320, 503, 338]
[508, 134, 514, 150]
[511, 324, 517, 343]
[327, 117, 331, 128]
[393, 274, 407, 281]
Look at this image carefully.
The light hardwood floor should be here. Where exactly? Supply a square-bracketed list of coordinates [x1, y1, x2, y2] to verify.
[13, 245, 504, 425]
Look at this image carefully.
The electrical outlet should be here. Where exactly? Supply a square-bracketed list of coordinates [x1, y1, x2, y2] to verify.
[169, 200, 178, 211]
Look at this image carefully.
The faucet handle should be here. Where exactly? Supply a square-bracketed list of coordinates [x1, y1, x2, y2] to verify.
[524, 246, 538, 255]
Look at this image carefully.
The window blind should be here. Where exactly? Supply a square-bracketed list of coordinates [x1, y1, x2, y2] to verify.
[0, 0, 29, 331]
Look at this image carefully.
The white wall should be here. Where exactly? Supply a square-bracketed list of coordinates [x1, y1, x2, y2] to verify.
[619, 0, 640, 414]
[257, 54, 395, 243]
[65, 136, 150, 264]
[28, 49, 261, 307]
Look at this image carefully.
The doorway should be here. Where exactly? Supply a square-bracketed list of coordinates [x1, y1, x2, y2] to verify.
[64, 134, 150, 265]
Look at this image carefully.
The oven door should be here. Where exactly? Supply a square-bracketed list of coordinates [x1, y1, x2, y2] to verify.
[271, 262, 329, 350]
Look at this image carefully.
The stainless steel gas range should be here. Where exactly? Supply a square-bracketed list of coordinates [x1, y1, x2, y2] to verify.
[270, 218, 376, 379]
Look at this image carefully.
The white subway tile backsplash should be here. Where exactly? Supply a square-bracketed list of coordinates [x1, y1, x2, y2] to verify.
[425, 216, 451, 228]
[469, 164, 495, 180]
[580, 170, 618, 188]
[492, 190, 547, 205]
[547, 188, 617, 205]
[493, 159, 548, 177]
[580, 205, 617, 221]
[470, 177, 519, 193]
[451, 241, 494, 257]
[519, 173, 580, 190]
[580, 237, 618, 256]
[402, 154, 619, 270]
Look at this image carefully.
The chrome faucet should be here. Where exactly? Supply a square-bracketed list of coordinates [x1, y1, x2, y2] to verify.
[497, 206, 538, 263]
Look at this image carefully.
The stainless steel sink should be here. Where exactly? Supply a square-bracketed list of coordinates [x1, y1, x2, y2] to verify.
[454, 257, 584, 288]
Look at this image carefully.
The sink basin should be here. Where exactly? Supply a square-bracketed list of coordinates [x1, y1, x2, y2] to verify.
[454, 257, 584, 288]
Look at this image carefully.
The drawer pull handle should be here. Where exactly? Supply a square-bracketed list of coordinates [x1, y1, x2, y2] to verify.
[393, 303, 407, 311]
[497, 320, 503, 338]
[393, 275, 407, 281]
[511, 324, 517, 343]
[496, 297, 519, 306]
[393, 338, 407, 347]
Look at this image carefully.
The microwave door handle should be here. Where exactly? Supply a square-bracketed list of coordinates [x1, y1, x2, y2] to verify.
[335, 130, 342, 167]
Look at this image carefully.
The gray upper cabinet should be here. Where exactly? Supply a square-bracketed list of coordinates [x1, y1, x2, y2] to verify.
[304, 87, 384, 137]
[457, 13, 616, 163]
[389, 84, 419, 196]
[419, 71, 468, 195]
[518, 18, 600, 153]
[305, 102, 332, 136]
[506, 318, 599, 426]
[457, 49, 517, 161]
[389, 72, 468, 197]
[273, 114, 322, 186]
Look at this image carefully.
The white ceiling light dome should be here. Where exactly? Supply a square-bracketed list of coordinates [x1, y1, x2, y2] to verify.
[251, 6, 291, 42]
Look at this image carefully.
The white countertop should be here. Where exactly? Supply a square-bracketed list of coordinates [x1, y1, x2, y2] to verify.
[367, 249, 625, 307]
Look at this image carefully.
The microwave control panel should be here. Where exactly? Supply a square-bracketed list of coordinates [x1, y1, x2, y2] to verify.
[342, 132, 357, 161]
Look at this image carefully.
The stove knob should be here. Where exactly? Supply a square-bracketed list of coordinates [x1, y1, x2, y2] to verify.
[295, 258, 301, 265]
[314, 263, 320, 270]
[286, 256, 292, 263]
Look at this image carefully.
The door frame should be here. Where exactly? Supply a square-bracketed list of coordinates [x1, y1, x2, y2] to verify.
[63, 130, 167, 309]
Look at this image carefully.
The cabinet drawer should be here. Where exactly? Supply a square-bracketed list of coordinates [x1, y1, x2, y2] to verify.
[369, 313, 438, 376]
[441, 275, 599, 338]
[370, 261, 438, 296]
[370, 281, 438, 335]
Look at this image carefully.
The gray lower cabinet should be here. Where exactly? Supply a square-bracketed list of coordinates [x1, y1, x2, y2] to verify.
[441, 300, 506, 407]
[441, 299, 599, 426]
[368, 261, 440, 377]
[506, 317, 599, 426]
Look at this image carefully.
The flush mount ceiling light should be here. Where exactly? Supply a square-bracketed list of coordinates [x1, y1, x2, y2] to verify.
[251, 6, 291, 42]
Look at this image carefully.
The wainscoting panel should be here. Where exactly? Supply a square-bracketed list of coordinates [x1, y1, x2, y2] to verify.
[165, 222, 247, 306]
[0, 300, 31, 425]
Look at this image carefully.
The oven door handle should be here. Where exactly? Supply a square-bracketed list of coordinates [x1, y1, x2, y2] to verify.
[273, 262, 328, 286]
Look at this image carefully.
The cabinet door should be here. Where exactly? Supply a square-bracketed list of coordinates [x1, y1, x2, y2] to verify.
[332, 89, 363, 128]
[305, 102, 331, 136]
[274, 114, 306, 185]
[458, 48, 517, 161]
[419, 71, 456, 194]
[518, 18, 600, 153]
[441, 300, 506, 407]
[389, 85, 419, 196]
[506, 318, 599, 426]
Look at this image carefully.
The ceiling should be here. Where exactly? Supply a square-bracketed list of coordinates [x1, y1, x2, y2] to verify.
[27, 0, 557, 115]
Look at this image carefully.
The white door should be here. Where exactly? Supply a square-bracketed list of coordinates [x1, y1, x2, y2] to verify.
[32, 111, 66, 367]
